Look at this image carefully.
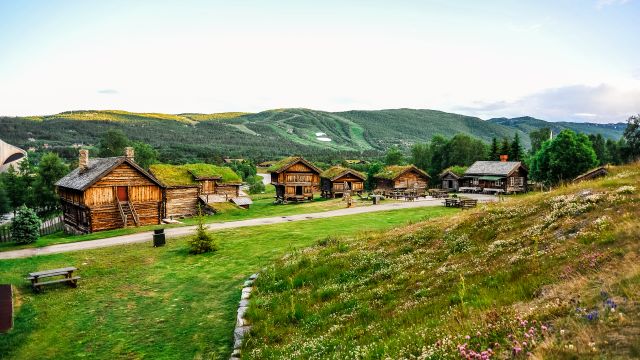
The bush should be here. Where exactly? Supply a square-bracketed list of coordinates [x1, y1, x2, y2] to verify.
[247, 175, 266, 194]
[189, 208, 217, 254]
[11, 205, 41, 244]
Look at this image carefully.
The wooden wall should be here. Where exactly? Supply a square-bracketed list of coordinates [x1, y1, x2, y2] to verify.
[216, 184, 239, 197]
[94, 163, 157, 187]
[165, 187, 199, 218]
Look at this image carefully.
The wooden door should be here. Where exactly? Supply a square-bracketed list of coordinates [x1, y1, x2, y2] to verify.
[116, 187, 128, 201]
[296, 186, 303, 195]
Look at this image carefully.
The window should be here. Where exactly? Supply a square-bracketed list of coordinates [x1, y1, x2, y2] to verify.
[472, 178, 479, 185]
[509, 177, 524, 187]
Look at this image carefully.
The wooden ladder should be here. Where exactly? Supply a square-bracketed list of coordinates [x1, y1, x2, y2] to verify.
[116, 200, 140, 227]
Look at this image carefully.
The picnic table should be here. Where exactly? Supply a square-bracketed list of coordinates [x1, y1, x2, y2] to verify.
[444, 198, 478, 209]
[27, 267, 80, 293]
[458, 186, 482, 193]
[483, 188, 505, 195]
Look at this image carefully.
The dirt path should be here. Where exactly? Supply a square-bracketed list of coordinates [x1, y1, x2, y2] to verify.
[0, 195, 496, 260]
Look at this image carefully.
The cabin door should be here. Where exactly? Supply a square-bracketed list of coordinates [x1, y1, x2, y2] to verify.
[116, 187, 128, 202]
[295, 186, 303, 196]
[448, 180, 453, 189]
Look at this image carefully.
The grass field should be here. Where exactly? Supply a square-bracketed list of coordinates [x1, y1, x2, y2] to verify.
[0, 192, 387, 251]
[243, 164, 640, 359]
[0, 206, 457, 360]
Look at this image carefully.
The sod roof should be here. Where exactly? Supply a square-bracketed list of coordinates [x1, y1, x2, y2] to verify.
[267, 156, 321, 174]
[439, 166, 468, 178]
[149, 163, 242, 187]
[374, 165, 430, 180]
[320, 166, 366, 181]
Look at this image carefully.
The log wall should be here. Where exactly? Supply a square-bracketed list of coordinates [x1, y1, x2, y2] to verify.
[165, 187, 199, 218]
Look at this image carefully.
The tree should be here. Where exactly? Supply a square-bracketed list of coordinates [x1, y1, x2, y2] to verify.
[499, 138, 511, 157]
[529, 128, 551, 154]
[509, 133, 524, 161]
[246, 175, 265, 194]
[189, 207, 217, 254]
[0, 181, 10, 215]
[33, 152, 69, 211]
[588, 134, 606, 165]
[132, 142, 158, 169]
[365, 162, 382, 191]
[529, 130, 598, 185]
[2, 167, 26, 213]
[410, 143, 430, 172]
[445, 134, 487, 169]
[489, 138, 499, 161]
[98, 129, 129, 157]
[11, 205, 41, 244]
[605, 138, 622, 165]
[384, 146, 404, 165]
[623, 114, 640, 161]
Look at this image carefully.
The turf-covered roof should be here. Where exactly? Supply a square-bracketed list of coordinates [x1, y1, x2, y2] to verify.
[149, 163, 242, 187]
[320, 166, 366, 181]
[267, 156, 321, 174]
[374, 165, 430, 180]
[439, 166, 468, 178]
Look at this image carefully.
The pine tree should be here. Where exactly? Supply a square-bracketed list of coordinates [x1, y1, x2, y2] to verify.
[189, 206, 217, 254]
[510, 133, 524, 161]
[11, 205, 41, 244]
[500, 138, 510, 158]
[489, 138, 499, 160]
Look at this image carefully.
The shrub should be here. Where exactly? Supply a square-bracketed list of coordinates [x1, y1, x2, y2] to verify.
[247, 175, 266, 194]
[11, 205, 41, 244]
[189, 209, 217, 254]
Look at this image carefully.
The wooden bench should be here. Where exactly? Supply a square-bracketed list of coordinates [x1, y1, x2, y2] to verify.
[444, 198, 459, 207]
[27, 267, 80, 293]
[459, 199, 478, 209]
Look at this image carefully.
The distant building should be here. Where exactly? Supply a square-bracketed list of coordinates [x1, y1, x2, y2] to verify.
[439, 167, 466, 192]
[374, 165, 430, 194]
[0, 139, 27, 173]
[268, 157, 321, 203]
[573, 166, 608, 183]
[223, 158, 245, 164]
[320, 166, 366, 198]
[462, 158, 528, 194]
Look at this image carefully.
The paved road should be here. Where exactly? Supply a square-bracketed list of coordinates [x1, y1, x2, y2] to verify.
[0, 194, 496, 260]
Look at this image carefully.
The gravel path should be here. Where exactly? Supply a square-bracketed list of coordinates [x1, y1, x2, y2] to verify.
[0, 194, 496, 260]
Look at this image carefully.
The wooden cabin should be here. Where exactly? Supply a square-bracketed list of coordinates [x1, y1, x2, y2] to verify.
[439, 168, 464, 192]
[461, 160, 528, 194]
[573, 166, 608, 183]
[149, 163, 250, 218]
[268, 157, 321, 203]
[320, 166, 366, 198]
[374, 165, 430, 195]
[55, 148, 163, 234]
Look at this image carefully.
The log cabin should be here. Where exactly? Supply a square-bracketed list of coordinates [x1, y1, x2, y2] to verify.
[268, 157, 321, 203]
[320, 166, 366, 198]
[149, 163, 250, 217]
[374, 165, 430, 195]
[461, 158, 528, 194]
[439, 167, 467, 192]
[573, 166, 608, 183]
[55, 148, 163, 234]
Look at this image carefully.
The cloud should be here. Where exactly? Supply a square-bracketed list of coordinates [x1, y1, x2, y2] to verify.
[455, 84, 640, 123]
[596, 0, 630, 9]
[97, 89, 118, 94]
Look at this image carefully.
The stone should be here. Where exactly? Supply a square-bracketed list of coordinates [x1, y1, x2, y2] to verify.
[249, 273, 259, 280]
[239, 299, 249, 307]
[241, 292, 251, 300]
[243, 280, 254, 287]
[241, 287, 252, 294]
[233, 326, 251, 349]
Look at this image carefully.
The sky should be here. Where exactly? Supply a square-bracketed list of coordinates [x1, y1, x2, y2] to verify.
[0, 0, 638, 123]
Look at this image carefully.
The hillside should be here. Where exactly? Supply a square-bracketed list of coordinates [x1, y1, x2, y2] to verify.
[243, 165, 640, 359]
[0, 109, 626, 162]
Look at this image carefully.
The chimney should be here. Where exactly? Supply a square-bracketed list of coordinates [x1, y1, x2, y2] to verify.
[124, 147, 135, 161]
[79, 149, 89, 171]
[500, 154, 508, 162]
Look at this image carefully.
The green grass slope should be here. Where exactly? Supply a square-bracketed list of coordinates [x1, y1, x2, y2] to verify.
[0, 109, 626, 161]
[243, 164, 640, 359]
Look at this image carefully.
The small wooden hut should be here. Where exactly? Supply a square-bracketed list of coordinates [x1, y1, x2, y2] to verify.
[268, 157, 321, 203]
[56, 148, 163, 234]
[373, 165, 430, 195]
[439, 167, 467, 192]
[320, 166, 366, 198]
[573, 166, 608, 182]
[462, 160, 528, 194]
[149, 163, 249, 217]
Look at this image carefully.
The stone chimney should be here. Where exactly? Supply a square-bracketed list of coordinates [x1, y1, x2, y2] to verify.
[124, 147, 135, 161]
[79, 149, 89, 171]
[500, 154, 509, 162]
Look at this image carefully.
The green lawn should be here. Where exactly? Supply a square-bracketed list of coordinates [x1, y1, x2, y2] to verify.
[0, 188, 394, 251]
[0, 206, 457, 360]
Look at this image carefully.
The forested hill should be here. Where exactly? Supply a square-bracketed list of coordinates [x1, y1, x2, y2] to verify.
[0, 109, 625, 162]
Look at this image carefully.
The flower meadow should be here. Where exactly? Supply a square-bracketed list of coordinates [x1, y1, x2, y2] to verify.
[242, 164, 640, 359]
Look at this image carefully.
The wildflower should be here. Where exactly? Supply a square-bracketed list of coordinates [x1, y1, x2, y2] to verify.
[560, 329, 566, 335]
[513, 346, 522, 355]
[541, 325, 548, 332]
[465, 335, 471, 340]
[522, 341, 528, 347]
[476, 331, 481, 337]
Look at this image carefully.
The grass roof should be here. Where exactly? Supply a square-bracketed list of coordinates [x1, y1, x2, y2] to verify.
[267, 156, 301, 173]
[321, 166, 366, 180]
[149, 163, 242, 187]
[441, 165, 468, 177]
[375, 165, 429, 180]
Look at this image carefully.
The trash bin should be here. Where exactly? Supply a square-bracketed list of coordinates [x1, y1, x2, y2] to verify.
[373, 195, 380, 205]
[153, 228, 166, 247]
